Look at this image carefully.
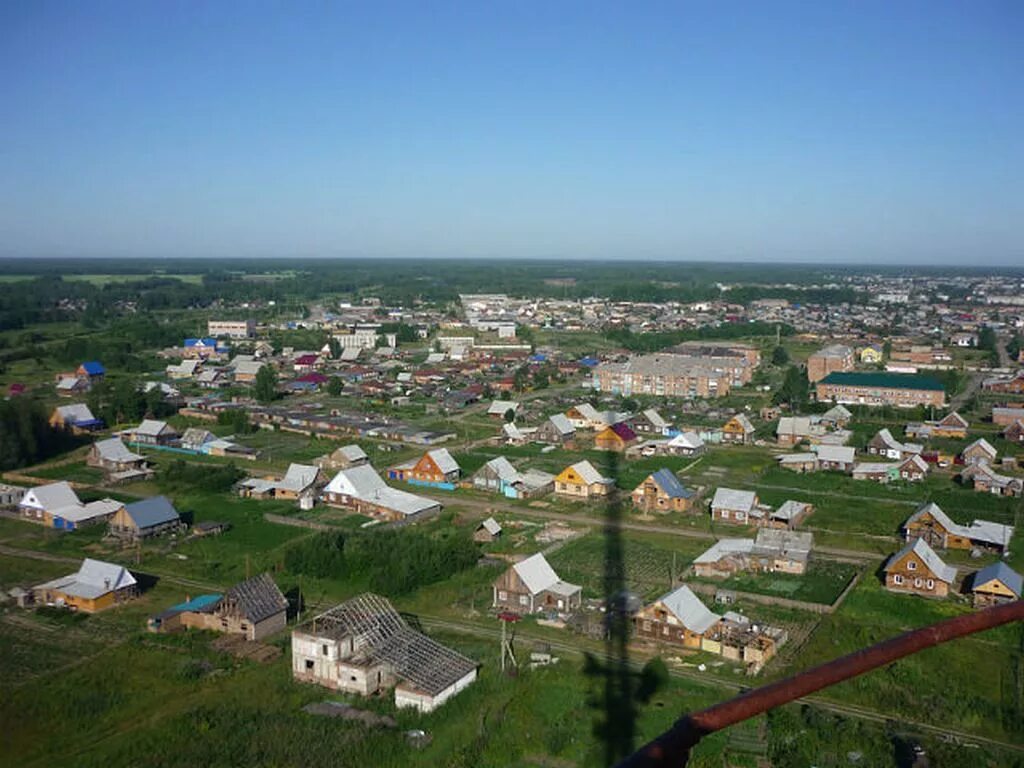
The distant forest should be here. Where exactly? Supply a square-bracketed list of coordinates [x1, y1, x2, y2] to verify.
[1, 257, 1022, 332]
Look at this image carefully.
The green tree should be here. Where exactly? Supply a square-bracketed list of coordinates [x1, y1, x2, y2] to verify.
[327, 376, 344, 396]
[503, 408, 516, 423]
[253, 365, 279, 404]
[773, 365, 809, 408]
[771, 345, 790, 366]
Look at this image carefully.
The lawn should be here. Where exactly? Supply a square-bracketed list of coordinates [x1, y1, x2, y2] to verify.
[548, 531, 708, 600]
[694, 560, 860, 606]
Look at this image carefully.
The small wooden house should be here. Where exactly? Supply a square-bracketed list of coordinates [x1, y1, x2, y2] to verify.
[33, 558, 138, 613]
[594, 422, 638, 453]
[389, 449, 460, 487]
[903, 501, 1014, 553]
[970, 562, 1022, 608]
[961, 438, 997, 466]
[897, 454, 929, 482]
[883, 539, 956, 598]
[109, 496, 182, 541]
[931, 411, 969, 439]
[534, 414, 576, 447]
[124, 419, 179, 446]
[1003, 419, 1024, 444]
[630, 469, 696, 514]
[474, 517, 502, 543]
[554, 461, 614, 499]
[49, 403, 102, 434]
[721, 414, 755, 445]
[492, 553, 581, 614]
[633, 585, 721, 650]
[710, 488, 758, 525]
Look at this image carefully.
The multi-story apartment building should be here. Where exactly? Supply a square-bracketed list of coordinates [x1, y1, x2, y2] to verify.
[806, 343, 855, 383]
[593, 355, 732, 398]
[208, 319, 256, 338]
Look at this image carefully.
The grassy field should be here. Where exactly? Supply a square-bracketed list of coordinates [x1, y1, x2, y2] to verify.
[693, 560, 860, 605]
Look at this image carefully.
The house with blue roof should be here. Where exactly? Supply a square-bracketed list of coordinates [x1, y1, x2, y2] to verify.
[970, 562, 1022, 607]
[183, 337, 226, 359]
[631, 468, 697, 514]
[77, 361, 106, 380]
[109, 495, 182, 541]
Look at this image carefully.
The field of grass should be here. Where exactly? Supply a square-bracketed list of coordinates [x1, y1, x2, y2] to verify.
[694, 560, 860, 605]
[549, 531, 708, 600]
[779, 574, 1024, 745]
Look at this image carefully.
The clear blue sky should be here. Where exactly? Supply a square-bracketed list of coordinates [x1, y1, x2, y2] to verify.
[1, 1, 1021, 264]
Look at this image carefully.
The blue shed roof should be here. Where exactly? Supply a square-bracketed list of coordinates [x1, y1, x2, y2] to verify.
[973, 562, 1022, 598]
[650, 468, 695, 499]
[579, 356, 599, 367]
[125, 495, 180, 529]
[185, 337, 218, 347]
[80, 361, 105, 375]
[170, 593, 223, 612]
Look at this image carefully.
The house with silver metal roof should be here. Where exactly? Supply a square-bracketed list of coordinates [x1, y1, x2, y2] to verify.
[492, 553, 582, 615]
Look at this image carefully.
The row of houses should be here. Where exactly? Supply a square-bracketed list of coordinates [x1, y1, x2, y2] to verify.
[18, 482, 183, 539]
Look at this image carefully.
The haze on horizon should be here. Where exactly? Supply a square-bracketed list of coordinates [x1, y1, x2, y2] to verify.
[1, 1, 1021, 266]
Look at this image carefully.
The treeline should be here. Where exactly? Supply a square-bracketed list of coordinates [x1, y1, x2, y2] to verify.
[87, 378, 177, 426]
[0, 400, 83, 471]
[284, 528, 478, 595]
[604, 322, 794, 353]
[157, 460, 245, 494]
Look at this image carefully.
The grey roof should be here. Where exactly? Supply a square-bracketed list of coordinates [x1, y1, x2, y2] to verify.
[886, 538, 957, 584]
[512, 553, 579, 598]
[487, 400, 520, 416]
[906, 502, 1014, 547]
[814, 445, 856, 464]
[338, 445, 368, 462]
[773, 500, 809, 522]
[54, 403, 96, 423]
[124, 496, 180, 529]
[547, 413, 575, 435]
[658, 585, 721, 634]
[482, 456, 520, 483]
[711, 487, 756, 513]
[93, 437, 143, 463]
[324, 465, 438, 517]
[570, 460, 612, 486]
[815, 343, 854, 358]
[426, 448, 459, 475]
[753, 528, 813, 559]
[963, 438, 997, 458]
[729, 413, 755, 433]
[641, 408, 670, 429]
[224, 572, 288, 623]
[649, 469, 695, 499]
[20, 481, 80, 512]
[777, 416, 814, 437]
[972, 562, 1022, 598]
[278, 464, 320, 493]
[821, 405, 852, 422]
[694, 538, 755, 564]
[35, 558, 137, 600]
[872, 428, 904, 452]
[778, 452, 818, 464]
[667, 431, 704, 450]
[135, 419, 174, 437]
[479, 517, 502, 536]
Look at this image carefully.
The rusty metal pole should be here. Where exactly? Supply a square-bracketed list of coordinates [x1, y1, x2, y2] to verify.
[617, 600, 1024, 768]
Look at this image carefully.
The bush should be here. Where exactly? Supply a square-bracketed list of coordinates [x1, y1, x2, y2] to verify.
[158, 460, 245, 493]
[283, 528, 479, 595]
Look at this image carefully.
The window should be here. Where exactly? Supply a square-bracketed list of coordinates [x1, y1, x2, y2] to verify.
[322, 644, 329, 655]
[498, 590, 507, 600]
[914, 578, 922, 588]
[642, 621, 651, 631]
[907, 560, 916, 571]
[893, 574, 903, 585]
[305, 659, 314, 671]
[519, 595, 528, 606]
[926, 579, 934, 589]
